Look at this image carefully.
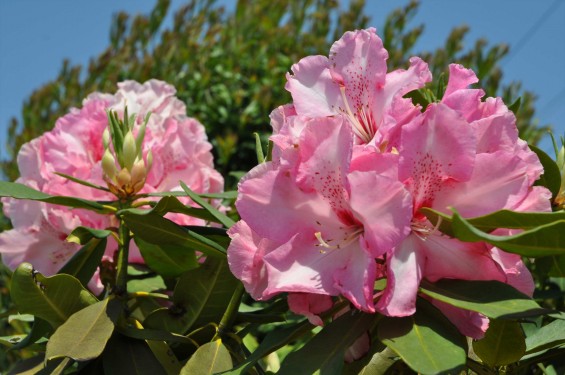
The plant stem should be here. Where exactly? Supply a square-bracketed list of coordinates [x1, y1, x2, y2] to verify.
[114, 218, 131, 296]
[215, 283, 245, 339]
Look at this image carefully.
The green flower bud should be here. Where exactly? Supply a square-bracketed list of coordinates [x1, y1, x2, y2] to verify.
[122, 131, 137, 170]
[101, 149, 118, 181]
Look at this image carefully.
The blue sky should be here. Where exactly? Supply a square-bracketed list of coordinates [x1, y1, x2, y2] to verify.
[1, 0, 564, 168]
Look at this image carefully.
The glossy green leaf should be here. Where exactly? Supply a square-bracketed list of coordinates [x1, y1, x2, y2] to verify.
[180, 340, 233, 374]
[473, 320, 525, 366]
[378, 301, 467, 375]
[145, 190, 238, 200]
[118, 195, 219, 223]
[224, 320, 313, 375]
[278, 312, 375, 375]
[180, 181, 235, 228]
[254, 132, 265, 163]
[530, 144, 561, 199]
[66, 227, 112, 245]
[127, 274, 166, 293]
[451, 211, 565, 257]
[46, 298, 120, 361]
[102, 333, 167, 375]
[420, 280, 545, 319]
[0, 181, 108, 212]
[134, 237, 198, 278]
[11, 263, 98, 329]
[525, 319, 565, 354]
[357, 347, 399, 375]
[421, 207, 565, 237]
[123, 213, 226, 257]
[144, 257, 238, 334]
[58, 238, 107, 287]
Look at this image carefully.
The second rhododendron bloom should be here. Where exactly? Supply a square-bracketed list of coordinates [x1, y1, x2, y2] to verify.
[228, 116, 413, 311]
[0, 80, 223, 288]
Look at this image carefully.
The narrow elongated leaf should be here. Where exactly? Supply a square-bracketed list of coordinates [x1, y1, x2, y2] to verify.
[46, 298, 120, 361]
[422, 207, 565, 237]
[278, 312, 375, 375]
[530, 145, 561, 199]
[254, 132, 265, 163]
[0, 181, 108, 212]
[134, 237, 198, 278]
[102, 333, 167, 375]
[525, 319, 565, 354]
[473, 320, 526, 366]
[144, 257, 238, 334]
[180, 340, 233, 374]
[378, 301, 467, 375]
[180, 181, 235, 228]
[144, 190, 238, 199]
[66, 227, 113, 245]
[420, 280, 545, 319]
[451, 211, 565, 257]
[357, 347, 398, 375]
[224, 320, 313, 375]
[123, 213, 226, 257]
[118, 195, 219, 223]
[58, 238, 107, 287]
[11, 263, 98, 329]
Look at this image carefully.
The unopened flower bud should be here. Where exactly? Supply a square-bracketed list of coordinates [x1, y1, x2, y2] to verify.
[146, 150, 153, 172]
[102, 149, 118, 181]
[122, 131, 137, 170]
[116, 168, 131, 188]
[130, 159, 147, 187]
[102, 128, 111, 150]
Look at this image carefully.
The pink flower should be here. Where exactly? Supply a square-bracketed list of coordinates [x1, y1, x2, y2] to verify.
[285, 28, 431, 149]
[375, 98, 551, 338]
[0, 80, 223, 287]
[228, 115, 412, 312]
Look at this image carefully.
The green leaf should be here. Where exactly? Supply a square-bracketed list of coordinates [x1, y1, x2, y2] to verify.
[11, 263, 98, 329]
[378, 301, 467, 375]
[123, 213, 226, 257]
[144, 257, 238, 334]
[254, 132, 265, 163]
[278, 312, 375, 375]
[224, 320, 313, 375]
[53, 172, 111, 193]
[530, 144, 561, 200]
[357, 347, 399, 375]
[421, 207, 565, 236]
[179, 181, 235, 228]
[508, 96, 521, 113]
[420, 280, 546, 319]
[536, 255, 565, 277]
[525, 319, 565, 354]
[0, 181, 109, 213]
[58, 238, 107, 287]
[451, 210, 565, 257]
[180, 340, 233, 374]
[67, 226, 113, 245]
[135, 237, 199, 278]
[119, 195, 219, 223]
[127, 274, 166, 293]
[144, 190, 238, 200]
[46, 298, 120, 361]
[102, 333, 167, 375]
[473, 320, 526, 366]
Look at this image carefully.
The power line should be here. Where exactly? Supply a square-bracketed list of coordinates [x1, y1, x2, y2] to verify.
[503, 0, 562, 66]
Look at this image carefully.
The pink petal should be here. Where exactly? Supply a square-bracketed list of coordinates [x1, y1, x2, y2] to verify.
[432, 152, 530, 217]
[376, 235, 424, 316]
[430, 298, 489, 339]
[285, 55, 341, 117]
[399, 104, 476, 209]
[227, 221, 271, 300]
[348, 171, 412, 256]
[287, 293, 333, 326]
[443, 64, 479, 98]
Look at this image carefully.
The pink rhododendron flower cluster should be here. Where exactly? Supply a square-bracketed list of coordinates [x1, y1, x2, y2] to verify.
[227, 28, 551, 339]
[0, 80, 223, 289]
